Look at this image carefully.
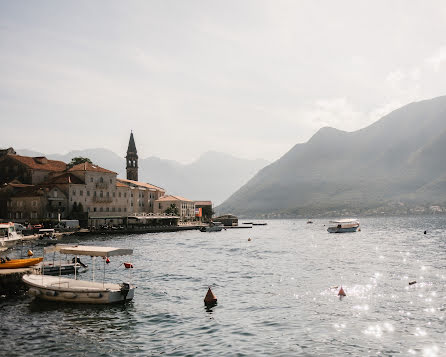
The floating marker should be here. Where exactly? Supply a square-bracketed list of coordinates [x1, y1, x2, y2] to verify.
[27, 249, 33, 257]
[204, 287, 217, 306]
[338, 286, 346, 297]
[106, 257, 110, 264]
[424, 230, 427, 234]
[248, 238, 251, 241]
[124, 262, 133, 269]
[409, 280, 417, 285]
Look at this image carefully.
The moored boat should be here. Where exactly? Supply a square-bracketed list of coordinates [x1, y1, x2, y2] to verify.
[327, 219, 360, 233]
[0, 257, 43, 269]
[0, 222, 23, 248]
[200, 222, 224, 232]
[22, 244, 135, 304]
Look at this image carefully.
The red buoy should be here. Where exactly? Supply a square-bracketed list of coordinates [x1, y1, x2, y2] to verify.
[124, 262, 133, 269]
[106, 257, 110, 264]
[338, 286, 346, 297]
[204, 287, 217, 306]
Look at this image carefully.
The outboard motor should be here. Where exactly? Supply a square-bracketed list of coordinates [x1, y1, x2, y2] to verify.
[120, 282, 131, 301]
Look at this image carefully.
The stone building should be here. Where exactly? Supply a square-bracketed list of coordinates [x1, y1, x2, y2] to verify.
[126, 132, 138, 181]
[0, 153, 66, 185]
[154, 195, 195, 221]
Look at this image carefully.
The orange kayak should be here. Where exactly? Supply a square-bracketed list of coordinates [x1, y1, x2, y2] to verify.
[0, 257, 43, 269]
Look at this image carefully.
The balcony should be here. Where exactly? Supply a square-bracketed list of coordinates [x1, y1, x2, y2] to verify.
[93, 196, 113, 203]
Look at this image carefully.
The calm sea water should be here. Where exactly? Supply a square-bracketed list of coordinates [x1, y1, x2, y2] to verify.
[1, 217, 445, 356]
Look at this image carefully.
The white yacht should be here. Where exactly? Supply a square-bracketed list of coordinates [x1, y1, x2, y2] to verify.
[327, 219, 360, 233]
[0, 222, 23, 248]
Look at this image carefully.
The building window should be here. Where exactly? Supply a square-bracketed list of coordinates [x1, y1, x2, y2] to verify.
[106, 192, 109, 197]
[87, 191, 90, 196]
[94, 191, 97, 197]
[100, 191, 103, 198]
[106, 208, 109, 212]
[112, 207, 115, 212]
[110, 179, 112, 184]
[54, 191, 58, 198]
[124, 208, 127, 212]
[113, 192, 115, 197]
[131, 193, 133, 198]
[58, 202, 62, 206]
[119, 192, 121, 198]
[32, 200, 37, 207]
[94, 207, 97, 212]
[100, 177, 104, 183]
[87, 207, 90, 212]
[80, 190, 83, 196]
[124, 193, 127, 198]
[90, 177, 93, 182]
[100, 207, 103, 212]
[72, 190, 76, 196]
[118, 207, 121, 212]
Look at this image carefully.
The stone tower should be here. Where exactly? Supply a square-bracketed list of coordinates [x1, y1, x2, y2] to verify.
[126, 131, 138, 181]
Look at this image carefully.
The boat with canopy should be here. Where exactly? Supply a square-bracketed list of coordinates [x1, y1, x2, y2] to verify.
[327, 219, 360, 233]
[22, 244, 135, 304]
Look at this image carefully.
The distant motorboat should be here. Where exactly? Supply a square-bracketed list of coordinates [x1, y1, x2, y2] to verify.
[327, 219, 360, 233]
[200, 222, 223, 232]
[307, 220, 313, 224]
[0, 257, 43, 269]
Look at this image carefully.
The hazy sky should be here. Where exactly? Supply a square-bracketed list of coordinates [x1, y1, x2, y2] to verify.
[1, 1, 446, 163]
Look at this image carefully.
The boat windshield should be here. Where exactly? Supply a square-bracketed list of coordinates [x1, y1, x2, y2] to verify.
[0, 228, 8, 238]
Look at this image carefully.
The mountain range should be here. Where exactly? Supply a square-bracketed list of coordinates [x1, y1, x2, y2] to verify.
[217, 95, 446, 217]
[16, 148, 268, 206]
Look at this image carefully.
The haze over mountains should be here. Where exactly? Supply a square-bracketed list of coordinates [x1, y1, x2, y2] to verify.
[217, 95, 446, 217]
[16, 149, 268, 206]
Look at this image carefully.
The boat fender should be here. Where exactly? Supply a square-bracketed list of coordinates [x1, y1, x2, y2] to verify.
[338, 286, 346, 297]
[45, 290, 58, 297]
[28, 288, 41, 296]
[27, 250, 34, 257]
[63, 292, 77, 299]
[87, 292, 103, 298]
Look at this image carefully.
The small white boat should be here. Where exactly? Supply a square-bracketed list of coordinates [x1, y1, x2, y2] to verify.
[0, 222, 23, 248]
[327, 219, 360, 233]
[23, 244, 135, 304]
[200, 222, 223, 232]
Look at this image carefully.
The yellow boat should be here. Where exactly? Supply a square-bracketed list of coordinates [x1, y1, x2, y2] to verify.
[0, 257, 43, 269]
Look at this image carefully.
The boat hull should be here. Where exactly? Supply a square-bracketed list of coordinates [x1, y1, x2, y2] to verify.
[22, 274, 134, 304]
[0, 257, 43, 269]
[327, 226, 358, 233]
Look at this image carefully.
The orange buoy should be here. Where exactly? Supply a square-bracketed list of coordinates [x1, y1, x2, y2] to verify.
[27, 249, 34, 257]
[338, 286, 346, 297]
[204, 287, 217, 306]
[106, 257, 110, 264]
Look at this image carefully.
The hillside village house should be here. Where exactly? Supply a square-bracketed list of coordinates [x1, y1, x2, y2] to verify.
[0, 133, 198, 226]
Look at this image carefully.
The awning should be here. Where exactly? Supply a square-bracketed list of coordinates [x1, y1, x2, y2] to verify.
[45, 244, 133, 257]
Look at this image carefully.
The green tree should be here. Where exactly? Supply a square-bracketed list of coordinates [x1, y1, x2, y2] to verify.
[201, 205, 214, 220]
[165, 203, 179, 216]
[67, 157, 92, 169]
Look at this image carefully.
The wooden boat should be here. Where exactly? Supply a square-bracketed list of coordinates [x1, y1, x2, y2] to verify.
[0, 257, 43, 269]
[23, 244, 134, 304]
[327, 219, 360, 233]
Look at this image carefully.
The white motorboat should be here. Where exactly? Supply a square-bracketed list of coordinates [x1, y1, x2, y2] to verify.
[200, 221, 224, 232]
[23, 244, 135, 304]
[327, 219, 360, 233]
[0, 222, 23, 248]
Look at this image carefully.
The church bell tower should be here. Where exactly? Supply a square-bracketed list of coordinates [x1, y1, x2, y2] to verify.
[126, 131, 138, 181]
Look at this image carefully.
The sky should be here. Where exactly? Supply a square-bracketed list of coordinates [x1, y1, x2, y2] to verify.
[1, 1, 446, 163]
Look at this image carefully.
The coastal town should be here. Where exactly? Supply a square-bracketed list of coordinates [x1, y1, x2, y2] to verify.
[0, 133, 216, 230]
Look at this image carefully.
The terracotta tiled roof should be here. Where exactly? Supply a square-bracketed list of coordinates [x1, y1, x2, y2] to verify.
[156, 195, 193, 202]
[13, 185, 46, 198]
[44, 173, 85, 185]
[116, 181, 128, 188]
[8, 154, 66, 172]
[194, 201, 212, 206]
[68, 162, 116, 174]
[117, 178, 165, 192]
